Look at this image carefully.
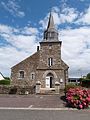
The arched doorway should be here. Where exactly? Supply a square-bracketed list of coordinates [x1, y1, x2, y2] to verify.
[46, 73, 54, 88]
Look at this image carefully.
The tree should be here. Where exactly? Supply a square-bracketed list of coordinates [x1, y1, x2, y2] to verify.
[86, 73, 90, 79]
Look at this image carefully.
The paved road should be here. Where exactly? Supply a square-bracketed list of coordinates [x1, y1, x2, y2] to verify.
[0, 109, 90, 120]
[0, 94, 65, 108]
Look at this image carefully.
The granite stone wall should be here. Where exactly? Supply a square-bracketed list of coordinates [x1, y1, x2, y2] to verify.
[0, 85, 35, 94]
[11, 52, 39, 86]
[11, 41, 69, 89]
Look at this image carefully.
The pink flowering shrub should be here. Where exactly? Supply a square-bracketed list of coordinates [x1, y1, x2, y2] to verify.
[66, 88, 90, 109]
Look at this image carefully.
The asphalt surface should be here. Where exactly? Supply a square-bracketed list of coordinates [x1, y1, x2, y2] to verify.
[0, 109, 90, 120]
[0, 94, 65, 108]
[0, 94, 90, 120]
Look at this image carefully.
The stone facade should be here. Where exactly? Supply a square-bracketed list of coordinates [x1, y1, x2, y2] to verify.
[11, 13, 69, 91]
[11, 52, 39, 86]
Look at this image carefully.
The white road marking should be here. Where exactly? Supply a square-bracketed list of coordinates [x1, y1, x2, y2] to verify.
[28, 105, 33, 108]
[0, 107, 78, 110]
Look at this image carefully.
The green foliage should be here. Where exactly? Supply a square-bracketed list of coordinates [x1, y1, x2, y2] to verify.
[81, 79, 90, 88]
[0, 79, 10, 85]
[4, 77, 10, 80]
[86, 73, 90, 79]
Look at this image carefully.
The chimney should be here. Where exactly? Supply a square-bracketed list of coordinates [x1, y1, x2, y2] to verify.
[37, 46, 39, 51]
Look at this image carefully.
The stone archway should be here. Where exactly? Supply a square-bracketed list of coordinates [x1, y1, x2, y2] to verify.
[43, 70, 57, 88]
[46, 73, 53, 88]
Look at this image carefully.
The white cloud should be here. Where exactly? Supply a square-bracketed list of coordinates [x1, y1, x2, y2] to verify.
[60, 27, 90, 77]
[0, 24, 39, 52]
[0, 24, 19, 34]
[79, 0, 85, 1]
[76, 6, 90, 25]
[39, 6, 79, 29]
[59, 7, 78, 23]
[21, 27, 39, 35]
[1, 0, 25, 17]
[0, 46, 29, 76]
[0, 24, 39, 76]
[39, 14, 49, 30]
[17, 11, 25, 18]
[39, 5, 90, 28]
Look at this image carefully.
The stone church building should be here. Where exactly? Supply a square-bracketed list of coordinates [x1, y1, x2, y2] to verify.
[11, 14, 69, 93]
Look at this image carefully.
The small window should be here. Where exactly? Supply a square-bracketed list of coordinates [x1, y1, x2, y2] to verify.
[31, 72, 35, 80]
[32, 74, 34, 79]
[19, 71, 24, 78]
[48, 58, 53, 67]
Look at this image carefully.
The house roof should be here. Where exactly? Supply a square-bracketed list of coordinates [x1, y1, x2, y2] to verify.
[0, 72, 4, 80]
[0, 72, 4, 77]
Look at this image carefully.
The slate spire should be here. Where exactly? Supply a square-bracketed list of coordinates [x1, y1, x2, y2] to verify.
[43, 13, 58, 41]
[47, 13, 55, 29]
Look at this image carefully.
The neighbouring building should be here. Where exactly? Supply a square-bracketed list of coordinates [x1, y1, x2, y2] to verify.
[0, 72, 4, 81]
[68, 78, 80, 84]
[11, 13, 69, 92]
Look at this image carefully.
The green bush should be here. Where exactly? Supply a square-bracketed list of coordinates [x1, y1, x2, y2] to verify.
[4, 77, 10, 80]
[86, 73, 90, 79]
[0, 79, 10, 85]
[80, 78, 90, 88]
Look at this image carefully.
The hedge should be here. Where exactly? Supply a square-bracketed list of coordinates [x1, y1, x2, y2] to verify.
[80, 78, 90, 88]
[0, 80, 10, 85]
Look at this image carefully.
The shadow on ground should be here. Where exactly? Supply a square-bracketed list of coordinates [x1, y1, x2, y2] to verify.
[60, 95, 66, 102]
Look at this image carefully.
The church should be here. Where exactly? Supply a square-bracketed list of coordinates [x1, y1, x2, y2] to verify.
[11, 13, 69, 93]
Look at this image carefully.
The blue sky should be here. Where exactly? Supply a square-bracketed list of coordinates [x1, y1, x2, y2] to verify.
[0, 0, 90, 77]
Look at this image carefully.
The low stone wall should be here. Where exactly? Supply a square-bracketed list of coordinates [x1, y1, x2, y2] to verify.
[0, 85, 35, 94]
[0, 85, 10, 94]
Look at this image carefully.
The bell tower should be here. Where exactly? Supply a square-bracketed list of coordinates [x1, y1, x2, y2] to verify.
[37, 13, 62, 70]
[36, 12, 69, 89]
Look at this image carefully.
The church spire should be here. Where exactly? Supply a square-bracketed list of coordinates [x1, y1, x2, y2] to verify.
[47, 13, 55, 29]
[43, 13, 58, 41]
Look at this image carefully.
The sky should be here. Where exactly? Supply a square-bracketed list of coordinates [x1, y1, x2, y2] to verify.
[0, 0, 90, 78]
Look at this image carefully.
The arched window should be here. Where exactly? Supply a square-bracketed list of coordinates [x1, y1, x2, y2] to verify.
[32, 73, 34, 79]
[30, 72, 35, 80]
[19, 70, 24, 78]
[48, 58, 53, 66]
